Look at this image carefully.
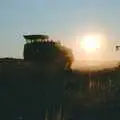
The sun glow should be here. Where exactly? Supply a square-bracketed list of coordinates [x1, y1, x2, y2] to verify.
[80, 35, 101, 52]
[74, 34, 106, 61]
[71, 33, 110, 69]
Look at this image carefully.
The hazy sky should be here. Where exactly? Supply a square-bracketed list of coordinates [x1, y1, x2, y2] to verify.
[1, 0, 120, 60]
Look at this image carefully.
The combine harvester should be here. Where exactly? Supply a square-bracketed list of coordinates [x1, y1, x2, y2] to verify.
[23, 34, 74, 71]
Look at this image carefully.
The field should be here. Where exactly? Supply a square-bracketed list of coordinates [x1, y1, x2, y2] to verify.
[0, 58, 120, 120]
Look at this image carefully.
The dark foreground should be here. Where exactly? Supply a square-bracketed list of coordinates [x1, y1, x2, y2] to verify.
[0, 59, 120, 120]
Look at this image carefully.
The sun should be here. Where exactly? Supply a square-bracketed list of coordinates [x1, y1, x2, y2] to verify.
[74, 33, 106, 61]
[80, 35, 101, 52]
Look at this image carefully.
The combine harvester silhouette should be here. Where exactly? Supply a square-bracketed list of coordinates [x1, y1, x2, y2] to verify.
[23, 34, 74, 71]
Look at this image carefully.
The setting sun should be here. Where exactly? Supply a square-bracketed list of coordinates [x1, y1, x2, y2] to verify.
[74, 34, 106, 61]
[80, 35, 101, 52]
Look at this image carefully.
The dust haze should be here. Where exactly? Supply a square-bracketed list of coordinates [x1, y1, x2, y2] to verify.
[72, 60, 119, 71]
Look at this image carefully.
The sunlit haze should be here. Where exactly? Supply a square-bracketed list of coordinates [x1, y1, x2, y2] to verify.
[68, 33, 106, 61]
[70, 33, 119, 70]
